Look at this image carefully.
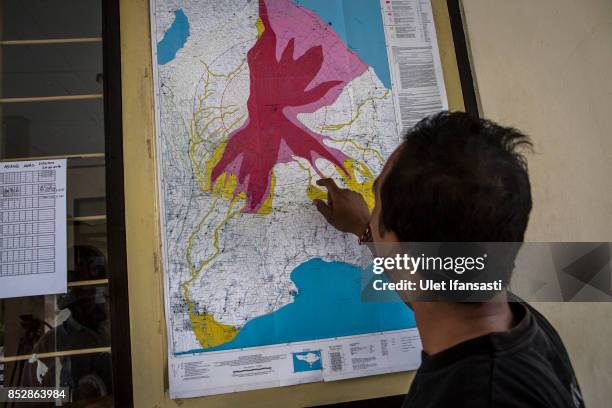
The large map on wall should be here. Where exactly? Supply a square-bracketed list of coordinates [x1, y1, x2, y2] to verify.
[151, 0, 447, 397]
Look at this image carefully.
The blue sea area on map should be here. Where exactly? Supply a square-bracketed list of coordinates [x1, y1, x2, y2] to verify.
[293, 0, 392, 89]
[177, 258, 415, 355]
[157, 9, 189, 65]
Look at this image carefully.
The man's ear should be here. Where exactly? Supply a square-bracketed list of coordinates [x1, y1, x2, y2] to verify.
[370, 211, 400, 243]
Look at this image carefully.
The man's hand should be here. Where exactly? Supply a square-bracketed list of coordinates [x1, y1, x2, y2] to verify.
[313, 178, 371, 236]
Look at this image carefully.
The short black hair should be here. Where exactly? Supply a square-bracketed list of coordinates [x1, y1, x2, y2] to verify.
[380, 111, 533, 243]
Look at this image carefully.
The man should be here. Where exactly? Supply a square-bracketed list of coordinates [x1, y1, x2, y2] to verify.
[314, 112, 583, 407]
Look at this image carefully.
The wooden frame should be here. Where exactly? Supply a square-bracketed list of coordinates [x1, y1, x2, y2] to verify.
[119, 0, 477, 406]
[102, 0, 134, 406]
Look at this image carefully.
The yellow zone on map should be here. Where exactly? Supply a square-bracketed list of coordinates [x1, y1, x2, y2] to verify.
[306, 158, 376, 210]
[189, 308, 238, 348]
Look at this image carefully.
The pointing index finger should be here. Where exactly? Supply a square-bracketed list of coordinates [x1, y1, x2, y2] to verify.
[316, 178, 340, 193]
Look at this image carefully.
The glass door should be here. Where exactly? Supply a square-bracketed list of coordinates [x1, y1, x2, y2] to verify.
[0, 1, 131, 406]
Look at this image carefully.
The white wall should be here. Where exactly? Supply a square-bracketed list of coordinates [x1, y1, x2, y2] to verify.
[462, 1, 612, 406]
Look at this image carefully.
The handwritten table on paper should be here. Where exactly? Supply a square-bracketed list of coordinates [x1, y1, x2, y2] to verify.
[0, 160, 67, 299]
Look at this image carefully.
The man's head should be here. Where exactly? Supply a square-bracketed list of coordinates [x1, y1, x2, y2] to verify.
[371, 111, 532, 244]
[369, 112, 532, 301]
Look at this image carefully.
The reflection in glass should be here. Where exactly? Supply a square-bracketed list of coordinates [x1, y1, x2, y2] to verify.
[2, 43, 103, 98]
[1, 285, 112, 403]
[1, 100, 104, 159]
[1, 0, 115, 404]
[2, 0, 102, 41]
[67, 157, 106, 218]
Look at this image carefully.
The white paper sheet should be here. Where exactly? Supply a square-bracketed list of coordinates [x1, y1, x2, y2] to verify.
[0, 159, 67, 299]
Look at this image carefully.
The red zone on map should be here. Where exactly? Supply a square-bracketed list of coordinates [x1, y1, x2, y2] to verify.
[210, 0, 367, 212]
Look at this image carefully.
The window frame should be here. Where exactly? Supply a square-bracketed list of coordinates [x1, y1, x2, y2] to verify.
[102, 0, 134, 406]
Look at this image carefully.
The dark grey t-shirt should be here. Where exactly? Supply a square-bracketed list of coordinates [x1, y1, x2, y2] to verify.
[403, 301, 584, 407]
